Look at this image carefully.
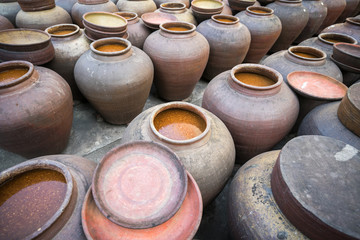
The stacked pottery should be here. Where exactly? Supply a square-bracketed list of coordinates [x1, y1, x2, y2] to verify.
[337, 0, 360, 23]
[266, 0, 309, 53]
[82, 12, 128, 41]
[202, 64, 299, 163]
[196, 14, 251, 81]
[0, 61, 73, 158]
[0, 0, 20, 26]
[71, 0, 118, 28]
[262, 46, 343, 84]
[321, 17, 360, 45]
[332, 42, 360, 74]
[153, 0, 190, 8]
[114, 12, 151, 49]
[16, 0, 72, 30]
[81, 141, 203, 239]
[74, 38, 153, 125]
[0, 155, 96, 239]
[236, 6, 282, 63]
[141, 12, 178, 30]
[191, 0, 224, 23]
[155, 2, 197, 25]
[143, 21, 209, 101]
[116, 0, 157, 17]
[317, 0, 346, 33]
[121, 102, 236, 206]
[44, 24, 90, 100]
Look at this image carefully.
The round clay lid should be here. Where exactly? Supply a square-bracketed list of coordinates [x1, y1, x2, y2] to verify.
[92, 141, 188, 229]
[271, 135, 360, 240]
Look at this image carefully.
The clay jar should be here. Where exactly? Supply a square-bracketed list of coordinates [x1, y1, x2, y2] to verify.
[153, 0, 190, 8]
[317, 0, 346, 33]
[294, 0, 327, 43]
[0, 156, 96, 240]
[321, 17, 360, 46]
[262, 46, 343, 84]
[115, 12, 151, 49]
[0, 0, 21, 26]
[74, 38, 154, 125]
[236, 6, 282, 63]
[45, 24, 90, 101]
[143, 21, 209, 100]
[266, 0, 309, 52]
[71, 0, 118, 28]
[155, 2, 197, 25]
[202, 64, 299, 163]
[0, 61, 73, 158]
[15, 6, 72, 31]
[196, 14, 250, 81]
[116, 0, 157, 17]
[121, 101, 236, 206]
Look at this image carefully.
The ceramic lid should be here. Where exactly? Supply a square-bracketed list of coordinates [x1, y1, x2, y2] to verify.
[92, 141, 188, 229]
[141, 12, 177, 30]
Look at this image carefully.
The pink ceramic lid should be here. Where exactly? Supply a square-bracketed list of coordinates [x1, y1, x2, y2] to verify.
[287, 71, 348, 100]
[92, 141, 187, 229]
[141, 12, 177, 29]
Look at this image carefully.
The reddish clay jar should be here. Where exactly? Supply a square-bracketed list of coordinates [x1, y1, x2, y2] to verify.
[321, 17, 360, 46]
[317, 0, 346, 33]
[143, 21, 209, 100]
[121, 102, 236, 206]
[202, 64, 299, 163]
[0, 61, 73, 158]
[236, 6, 282, 63]
[196, 14, 251, 81]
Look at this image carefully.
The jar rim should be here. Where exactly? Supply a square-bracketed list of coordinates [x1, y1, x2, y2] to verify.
[318, 32, 358, 45]
[45, 24, 80, 38]
[114, 11, 138, 22]
[0, 60, 34, 89]
[246, 6, 274, 15]
[288, 46, 326, 61]
[160, 2, 186, 10]
[160, 21, 196, 34]
[211, 14, 239, 25]
[90, 37, 132, 56]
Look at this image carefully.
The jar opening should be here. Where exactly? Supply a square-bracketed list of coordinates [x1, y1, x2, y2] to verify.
[235, 72, 277, 87]
[319, 33, 357, 45]
[247, 6, 273, 15]
[346, 17, 360, 26]
[0, 67, 29, 84]
[91, 38, 131, 55]
[289, 46, 325, 60]
[0, 61, 34, 89]
[95, 43, 127, 52]
[212, 14, 239, 24]
[160, 22, 196, 33]
[114, 12, 138, 21]
[46, 24, 79, 37]
[160, 2, 186, 10]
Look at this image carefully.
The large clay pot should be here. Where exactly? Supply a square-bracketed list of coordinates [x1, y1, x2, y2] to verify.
[0, 0, 21, 26]
[236, 6, 282, 63]
[115, 12, 151, 49]
[317, 0, 346, 33]
[0, 15, 14, 30]
[337, 0, 360, 23]
[45, 24, 90, 100]
[154, 0, 190, 8]
[228, 150, 308, 240]
[71, 0, 118, 28]
[298, 101, 360, 149]
[116, 0, 157, 17]
[294, 0, 327, 43]
[266, 0, 309, 52]
[0, 156, 96, 239]
[56, 0, 78, 14]
[202, 64, 299, 163]
[16, 6, 72, 30]
[143, 21, 209, 100]
[262, 46, 343, 83]
[121, 101, 236, 206]
[74, 38, 154, 124]
[155, 2, 197, 25]
[321, 17, 360, 46]
[0, 61, 73, 158]
[197, 14, 251, 80]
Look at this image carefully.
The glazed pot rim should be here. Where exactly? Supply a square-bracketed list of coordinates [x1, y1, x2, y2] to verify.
[334, 42, 360, 59]
[0, 28, 51, 48]
[230, 63, 283, 90]
[160, 2, 186, 10]
[288, 46, 326, 61]
[0, 159, 73, 239]
[160, 21, 196, 34]
[114, 11, 138, 22]
[149, 102, 211, 145]
[90, 37, 132, 56]
[211, 14, 239, 25]
[346, 17, 360, 26]
[0, 60, 34, 89]
[45, 23, 80, 38]
[246, 6, 274, 15]
[278, 0, 302, 3]
[318, 32, 358, 45]
[191, 0, 224, 13]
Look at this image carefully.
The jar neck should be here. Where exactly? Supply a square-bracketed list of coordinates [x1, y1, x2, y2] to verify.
[46, 24, 82, 41]
[245, 6, 274, 17]
[90, 38, 133, 61]
[159, 7, 186, 14]
[285, 46, 326, 66]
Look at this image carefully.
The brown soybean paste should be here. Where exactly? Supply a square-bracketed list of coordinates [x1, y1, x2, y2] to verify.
[96, 44, 127, 52]
[51, 30, 74, 36]
[166, 26, 190, 31]
[154, 108, 206, 140]
[251, 9, 269, 14]
[322, 37, 347, 44]
[0, 68, 28, 83]
[216, 18, 235, 23]
[0, 169, 67, 240]
[293, 51, 319, 58]
[235, 72, 275, 87]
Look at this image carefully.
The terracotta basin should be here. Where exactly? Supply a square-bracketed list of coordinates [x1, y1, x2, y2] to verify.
[141, 12, 177, 29]
[82, 11, 128, 32]
[332, 42, 360, 70]
[83, 21, 127, 39]
[191, 0, 224, 13]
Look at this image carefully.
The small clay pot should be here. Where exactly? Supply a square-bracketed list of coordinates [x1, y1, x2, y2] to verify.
[156, 2, 197, 25]
[17, 0, 55, 11]
[116, 0, 157, 17]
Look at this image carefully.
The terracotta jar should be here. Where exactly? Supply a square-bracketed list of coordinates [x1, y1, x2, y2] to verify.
[121, 101, 236, 206]
[294, 0, 327, 43]
[16, 6, 72, 30]
[116, 0, 157, 17]
[298, 101, 360, 149]
[115, 12, 151, 49]
[56, 0, 78, 14]
[262, 46, 343, 83]
[45, 24, 90, 100]
[266, 0, 309, 52]
[227, 151, 308, 240]
[71, 0, 118, 28]
[155, 2, 197, 25]
[337, 0, 360, 23]
[74, 38, 154, 125]
[0, 61, 73, 158]
[0, 156, 96, 240]
[321, 17, 360, 46]
[143, 21, 209, 100]
[196, 14, 250, 81]
[0, 15, 14, 31]
[153, 0, 190, 8]
[202, 64, 299, 163]
[236, 6, 282, 63]
[228, 0, 256, 12]
[17, 0, 55, 11]
[317, 0, 346, 33]
[0, 0, 21, 26]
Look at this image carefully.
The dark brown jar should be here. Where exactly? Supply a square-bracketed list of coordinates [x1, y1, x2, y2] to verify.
[0, 60, 73, 158]
[317, 0, 346, 33]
